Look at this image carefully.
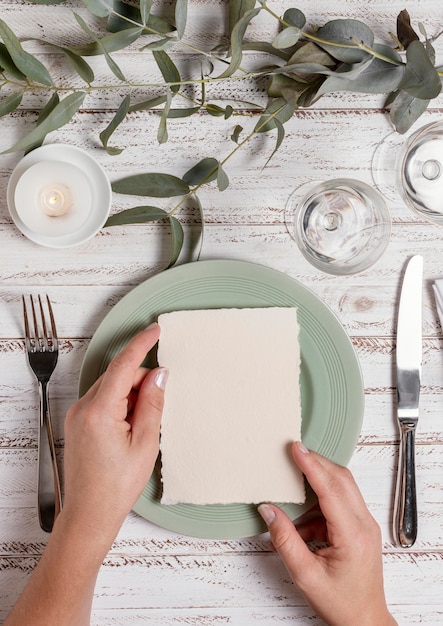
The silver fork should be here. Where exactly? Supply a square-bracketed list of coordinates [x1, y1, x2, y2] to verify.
[23, 295, 62, 532]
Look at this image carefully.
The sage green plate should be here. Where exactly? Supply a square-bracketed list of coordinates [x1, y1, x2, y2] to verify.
[79, 260, 364, 539]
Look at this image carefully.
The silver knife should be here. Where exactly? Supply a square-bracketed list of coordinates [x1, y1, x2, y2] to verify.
[394, 254, 423, 548]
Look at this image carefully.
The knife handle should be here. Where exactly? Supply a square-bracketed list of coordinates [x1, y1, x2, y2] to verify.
[394, 421, 417, 548]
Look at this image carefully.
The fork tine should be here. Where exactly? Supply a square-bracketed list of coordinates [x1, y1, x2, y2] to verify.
[22, 295, 33, 351]
[45, 295, 58, 349]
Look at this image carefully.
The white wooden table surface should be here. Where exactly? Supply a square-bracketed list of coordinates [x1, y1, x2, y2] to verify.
[1, 1, 442, 624]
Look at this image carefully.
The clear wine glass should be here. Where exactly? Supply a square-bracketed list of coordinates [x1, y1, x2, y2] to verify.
[285, 178, 391, 275]
[372, 120, 443, 225]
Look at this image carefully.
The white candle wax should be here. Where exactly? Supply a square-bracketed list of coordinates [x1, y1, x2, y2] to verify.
[14, 160, 93, 237]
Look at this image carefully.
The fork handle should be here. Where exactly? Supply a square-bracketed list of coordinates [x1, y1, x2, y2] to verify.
[38, 381, 62, 533]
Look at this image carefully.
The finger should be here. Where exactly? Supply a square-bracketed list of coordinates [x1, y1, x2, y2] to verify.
[258, 503, 317, 580]
[131, 367, 168, 447]
[95, 324, 161, 411]
[292, 442, 369, 529]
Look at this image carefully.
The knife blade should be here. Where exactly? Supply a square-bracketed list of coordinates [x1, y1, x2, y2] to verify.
[394, 254, 423, 548]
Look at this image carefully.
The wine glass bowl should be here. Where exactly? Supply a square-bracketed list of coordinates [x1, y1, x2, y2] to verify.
[285, 178, 391, 275]
[401, 121, 443, 224]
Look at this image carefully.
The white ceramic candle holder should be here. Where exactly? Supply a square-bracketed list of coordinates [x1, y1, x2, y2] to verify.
[7, 144, 112, 248]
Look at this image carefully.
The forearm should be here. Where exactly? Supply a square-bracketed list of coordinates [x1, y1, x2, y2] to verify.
[4, 510, 116, 626]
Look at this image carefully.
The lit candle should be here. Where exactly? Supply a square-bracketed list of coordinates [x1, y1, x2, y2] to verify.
[13, 160, 92, 237]
[40, 184, 73, 217]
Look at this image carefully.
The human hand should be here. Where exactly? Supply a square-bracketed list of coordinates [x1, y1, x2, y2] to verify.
[61, 324, 167, 544]
[258, 442, 397, 626]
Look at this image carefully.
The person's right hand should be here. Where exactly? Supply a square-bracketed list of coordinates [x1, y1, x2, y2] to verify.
[258, 442, 397, 626]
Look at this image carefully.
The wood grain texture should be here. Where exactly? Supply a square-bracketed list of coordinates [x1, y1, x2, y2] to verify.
[1, 1, 442, 624]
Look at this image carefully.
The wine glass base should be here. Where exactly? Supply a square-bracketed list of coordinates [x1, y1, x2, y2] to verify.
[285, 179, 391, 275]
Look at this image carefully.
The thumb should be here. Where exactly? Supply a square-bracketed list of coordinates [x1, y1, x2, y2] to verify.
[131, 367, 168, 443]
[258, 503, 316, 579]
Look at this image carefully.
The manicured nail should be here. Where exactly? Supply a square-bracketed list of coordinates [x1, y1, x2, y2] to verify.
[154, 367, 169, 390]
[258, 503, 276, 526]
[146, 322, 159, 331]
[296, 441, 309, 454]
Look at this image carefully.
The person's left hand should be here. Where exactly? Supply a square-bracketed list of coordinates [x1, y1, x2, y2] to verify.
[61, 323, 167, 543]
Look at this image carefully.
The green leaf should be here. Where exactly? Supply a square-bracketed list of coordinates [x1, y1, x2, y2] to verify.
[387, 90, 430, 133]
[254, 97, 294, 133]
[107, 3, 172, 35]
[100, 94, 130, 155]
[399, 40, 441, 99]
[23, 0, 67, 4]
[316, 45, 404, 96]
[283, 8, 306, 29]
[0, 42, 26, 80]
[105, 206, 169, 226]
[217, 8, 261, 79]
[80, 0, 113, 18]
[153, 50, 181, 93]
[231, 124, 243, 143]
[140, 37, 177, 51]
[59, 47, 95, 83]
[157, 91, 172, 144]
[183, 157, 218, 185]
[112, 173, 190, 197]
[167, 106, 200, 118]
[140, 0, 153, 25]
[74, 12, 127, 81]
[262, 117, 285, 168]
[0, 19, 52, 85]
[273, 27, 301, 51]
[0, 92, 22, 118]
[168, 216, 184, 267]
[287, 42, 336, 67]
[2, 91, 86, 154]
[24, 92, 60, 153]
[316, 19, 374, 64]
[229, 0, 257, 35]
[70, 27, 143, 56]
[128, 95, 168, 113]
[175, 0, 188, 40]
[216, 163, 229, 191]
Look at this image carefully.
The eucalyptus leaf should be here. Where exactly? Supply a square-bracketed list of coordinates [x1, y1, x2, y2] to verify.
[255, 97, 294, 133]
[60, 47, 95, 83]
[272, 27, 301, 51]
[399, 40, 441, 99]
[2, 91, 86, 154]
[241, 41, 291, 61]
[129, 95, 168, 113]
[183, 157, 218, 185]
[108, 8, 172, 35]
[0, 42, 26, 80]
[397, 9, 419, 49]
[288, 42, 336, 67]
[388, 90, 430, 133]
[283, 8, 306, 29]
[216, 163, 229, 191]
[229, 0, 257, 36]
[140, 0, 153, 25]
[0, 92, 22, 118]
[24, 92, 60, 153]
[70, 27, 142, 56]
[74, 13, 127, 81]
[262, 117, 285, 168]
[80, 0, 113, 18]
[112, 173, 190, 197]
[217, 8, 261, 79]
[316, 18, 374, 64]
[24, 0, 67, 4]
[141, 37, 177, 51]
[153, 50, 181, 93]
[175, 0, 188, 39]
[157, 90, 173, 144]
[316, 45, 404, 96]
[100, 94, 130, 155]
[167, 106, 200, 118]
[231, 124, 243, 143]
[168, 216, 184, 267]
[105, 206, 169, 226]
[0, 19, 52, 85]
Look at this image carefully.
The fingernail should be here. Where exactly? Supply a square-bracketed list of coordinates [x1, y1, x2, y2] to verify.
[258, 503, 276, 526]
[296, 441, 309, 454]
[146, 322, 159, 331]
[154, 367, 169, 390]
